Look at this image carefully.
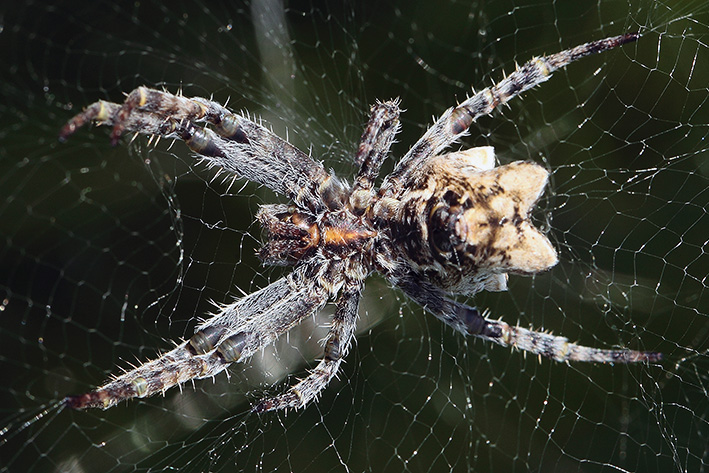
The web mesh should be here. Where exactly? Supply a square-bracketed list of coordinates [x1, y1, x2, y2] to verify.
[1, 0, 707, 472]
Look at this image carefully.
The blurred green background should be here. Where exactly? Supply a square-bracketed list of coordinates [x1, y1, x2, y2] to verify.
[1, 1, 708, 472]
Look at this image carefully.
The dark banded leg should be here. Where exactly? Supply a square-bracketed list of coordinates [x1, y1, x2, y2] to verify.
[349, 100, 401, 214]
[384, 33, 640, 191]
[59, 87, 348, 211]
[254, 282, 362, 412]
[483, 320, 663, 363]
[395, 272, 661, 363]
[63, 264, 330, 410]
[108, 87, 209, 145]
[59, 101, 122, 141]
[393, 272, 493, 337]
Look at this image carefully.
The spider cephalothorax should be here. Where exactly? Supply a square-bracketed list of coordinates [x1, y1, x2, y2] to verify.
[60, 33, 660, 413]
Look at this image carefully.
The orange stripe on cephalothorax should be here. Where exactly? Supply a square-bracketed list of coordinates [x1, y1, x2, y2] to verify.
[322, 227, 376, 247]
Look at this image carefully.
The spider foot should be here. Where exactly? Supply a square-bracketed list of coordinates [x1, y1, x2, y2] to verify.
[59, 86, 210, 146]
[253, 390, 304, 413]
[107, 87, 207, 145]
[489, 319, 662, 363]
[63, 390, 111, 410]
[253, 361, 344, 413]
[58, 100, 121, 142]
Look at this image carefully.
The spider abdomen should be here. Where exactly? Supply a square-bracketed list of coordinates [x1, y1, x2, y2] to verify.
[379, 149, 558, 295]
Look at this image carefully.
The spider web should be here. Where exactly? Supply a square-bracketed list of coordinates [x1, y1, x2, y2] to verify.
[1, 0, 708, 471]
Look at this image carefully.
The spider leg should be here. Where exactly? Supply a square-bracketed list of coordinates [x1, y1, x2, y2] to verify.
[64, 264, 330, 409]
[254, 280, 361, 412]
[59, 87, 347, 211]
[58, 100, 122, 139]
[159, 117, 346, 211]
[394, 272, 661, 363]
[349, 100, 401, 214]
[382, 33, 639, 192]
[392, 272, 491, 336]
[479, 317, 662, 363]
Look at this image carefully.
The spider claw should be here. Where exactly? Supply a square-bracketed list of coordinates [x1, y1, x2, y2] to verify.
[253, 389, 304, 413]
[58, 110, 92, 142]
[252, 398, 276, 413]
[63, 390, 109, 410]
[58, 123, 76, 142]
[109, 127, 123, 146]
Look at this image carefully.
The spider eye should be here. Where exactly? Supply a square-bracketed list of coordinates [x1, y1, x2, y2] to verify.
[429, 202, 465, 257]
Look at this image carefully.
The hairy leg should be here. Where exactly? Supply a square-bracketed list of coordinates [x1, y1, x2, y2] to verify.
[395, 271, 661, 363]
[348, 100, 401, 214]
[383, 33, 639, 192]
[64, 264, 330, 410]
[254, 281, 362, 412]
[59, 87, 347, 211]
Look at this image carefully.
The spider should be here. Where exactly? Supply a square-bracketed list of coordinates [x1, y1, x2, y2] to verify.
[60, 33, 660, 413]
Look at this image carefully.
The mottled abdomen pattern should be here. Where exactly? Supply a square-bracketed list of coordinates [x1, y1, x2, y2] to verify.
[378, 146, 557, 295]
